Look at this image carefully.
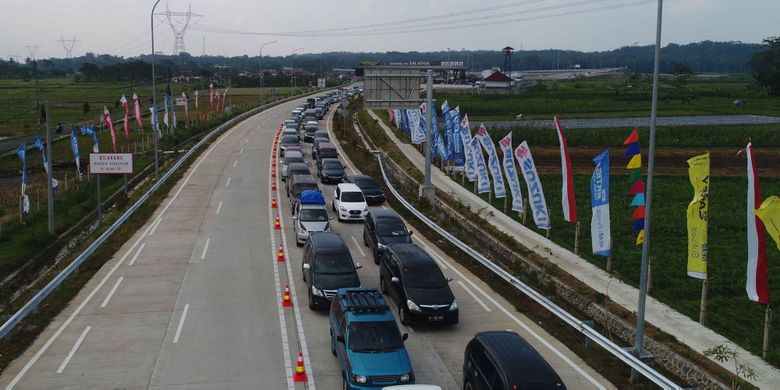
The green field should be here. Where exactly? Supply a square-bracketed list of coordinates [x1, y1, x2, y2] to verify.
[0, 78, 306, 138]
[436, 75, 780, 121]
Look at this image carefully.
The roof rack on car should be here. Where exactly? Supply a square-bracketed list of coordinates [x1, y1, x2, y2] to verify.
[341, 289, 389, 313]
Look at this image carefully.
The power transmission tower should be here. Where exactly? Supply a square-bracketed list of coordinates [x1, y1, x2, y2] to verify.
[155, 4, 201, 55]
[8, 54, 21, 63]
[56, 36, 80, 58]
[25, 44, 40, 61]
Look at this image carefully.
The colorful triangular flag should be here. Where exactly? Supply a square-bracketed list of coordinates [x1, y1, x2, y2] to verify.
[633, 218, 645, 232]
[623, 128, 639, 145]
[629, 180, 645, 194]
[630, 193, 646, 206]
[627, 154, 642, 169]
[631, 205, 646, 219]
[624, 142, 641, 158]
[629, 168, 642, 183]
[636, 229, 645, 245]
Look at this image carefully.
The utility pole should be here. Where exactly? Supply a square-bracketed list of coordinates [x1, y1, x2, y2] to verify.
[25, 44, 39, 61]
[56, 36, 80, 58]
[45, 101, 54, 234]
[633, 0, 664, 382]
[156, 4, 201, 55]
[202, 36, 206, 56]
[151, 0, 161, 180]
[259, 41, 277, 106]
[420, 69, 435, 203]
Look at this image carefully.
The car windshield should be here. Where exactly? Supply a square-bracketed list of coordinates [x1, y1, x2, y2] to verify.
[299, 208, 328, 222]
[284, 156, 304, 164]
[314, 253, 354, 274]
[404, 263, 448, 288]
[348, 321, 403, 352]
[341, 191, 364, 203]
[355, 178, 378, 189]
[323, 161, 343, 170]
[376, 220, 407, 237]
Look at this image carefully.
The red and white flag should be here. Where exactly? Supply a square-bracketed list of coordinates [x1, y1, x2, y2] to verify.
[554, 116, 577, 223]
[746, 141, 769, 304]
[104, 106, 118, 152]
[132, 93, 143, 133]
[208, 83, 214, 119]
[120, 95, 130, 143]
[181, 91, 189, 123]
[221, 88, 228, 112]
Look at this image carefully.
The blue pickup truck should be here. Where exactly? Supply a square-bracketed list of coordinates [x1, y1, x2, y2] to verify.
[329, 288, 414, 389]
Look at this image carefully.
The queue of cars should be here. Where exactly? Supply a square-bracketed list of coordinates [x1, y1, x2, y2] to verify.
[277, 97, 566, 389]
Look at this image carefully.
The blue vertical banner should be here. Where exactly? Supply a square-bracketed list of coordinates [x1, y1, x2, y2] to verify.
[470, 136, 491, 194]
[476, 125, 506, 198]
[70, 126, 82, 178]
[441, 100, 453, 161]
[515, 141, 551, 230]
[81, 126, 99, 153]
[16, 144, 30, 213]
[590, 150, 612, 256]
[433, 107, 447, 161]
[400, 109, 410, 134]
[451, 106, 464, 167]
[32, 137, 59, 191]
[498, 132, 524, 212]
[408, 109, 425, 144]
[460, 114, 476, 181]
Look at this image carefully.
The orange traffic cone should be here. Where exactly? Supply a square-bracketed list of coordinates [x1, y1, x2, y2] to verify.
[271, 196, 278, 208]
[274, 215, 281, 230]
[271, 169, 276, 178]
[271, 181, 277, 191]
[282, 284, 292, 307]
[292, 352, 308, 382]
[277, 244, 286, 262]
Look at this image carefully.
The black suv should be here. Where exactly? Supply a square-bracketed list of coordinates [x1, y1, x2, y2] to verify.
[302, 232, 362, 309]
[345, 175, 385, 205]
[363, 210, 412, 264]
[378, 243, 458, 325]
[318, 158, 346, 184]
[463, 330, 566, 390]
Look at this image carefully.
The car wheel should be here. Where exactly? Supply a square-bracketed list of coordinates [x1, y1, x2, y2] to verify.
[380, 276, 387, 294]
[373, 249, 379, 265]
[464, 381, 474, 390]
[399, 304, 409, 325]
[362, 231, 368, 247]
[330, 331, 337, 356]
[308, 290, 316, 310]
[302, 269, 306, 282]
[332, 200, 336, 211]
[296, 240, 303, 248]
[342, 376, 348, 390]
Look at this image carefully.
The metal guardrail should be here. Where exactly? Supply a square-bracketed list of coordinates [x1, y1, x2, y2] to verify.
[374, 153, 683, 390]
[0, 89, 328, 338]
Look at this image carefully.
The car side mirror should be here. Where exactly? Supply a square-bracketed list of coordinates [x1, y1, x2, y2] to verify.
[303, 263, 310, 270]
[336, 335, 345, 343]
[402, 333, 409, 341]
[293, 217, 298, 222]
[408, 231, 413, 236]
[355, 262, 363, 269]
[391, 276, 400, 283]
[377, 243, 388, 252]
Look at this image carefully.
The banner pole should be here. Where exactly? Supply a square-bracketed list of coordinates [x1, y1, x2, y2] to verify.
[546, 208, 552, 238]
[97, 174, 102, 222]
[503, 197, 508, 213]
[522, 197, 527, 225]
[45, 100, 54, 234]
[699, 278, 708, 324]
[574, 222, 580, 255]
[763, 305, 772, 359]
[647, 255, 653, 293]
[606, 256, 613, 273]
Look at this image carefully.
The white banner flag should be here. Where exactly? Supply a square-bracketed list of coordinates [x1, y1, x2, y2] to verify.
[470, 136, 491, 194]
[408, 109, 425, 144]
[460, 114, 476, 181]
[515, 141, 551, 230]
[476, 125, 506, 198]
[498, 132, 524, 212]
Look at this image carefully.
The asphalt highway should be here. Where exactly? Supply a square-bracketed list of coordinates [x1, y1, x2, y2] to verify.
[0, 97, 613, 389]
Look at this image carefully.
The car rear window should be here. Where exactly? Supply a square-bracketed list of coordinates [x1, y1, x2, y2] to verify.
[341, 191, 364, 203]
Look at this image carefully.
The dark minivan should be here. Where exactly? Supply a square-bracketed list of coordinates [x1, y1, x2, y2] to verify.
[363, 210, 412, 264]
[302, 232, 362, 309]
[463, 330, 566, 390]
[378, 243, 458, 325]
[317, 142, 338, 160]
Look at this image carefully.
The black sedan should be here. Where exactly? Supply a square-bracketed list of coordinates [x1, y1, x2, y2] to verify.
[345, 174, 385, 205]
[317, 158, 346, 184]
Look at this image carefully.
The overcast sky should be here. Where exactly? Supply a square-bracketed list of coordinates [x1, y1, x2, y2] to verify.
[1, 0, 777, 60]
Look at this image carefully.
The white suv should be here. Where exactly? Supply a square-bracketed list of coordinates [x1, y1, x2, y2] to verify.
[332, 183, 368, 222]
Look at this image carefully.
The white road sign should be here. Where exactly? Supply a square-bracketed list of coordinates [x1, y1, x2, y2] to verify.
[89, 153, 134, 174]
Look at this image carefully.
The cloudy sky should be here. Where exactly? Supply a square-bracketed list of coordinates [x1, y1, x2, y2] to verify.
[1, 0, 777, 60]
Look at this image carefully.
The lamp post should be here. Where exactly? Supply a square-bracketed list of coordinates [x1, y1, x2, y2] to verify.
[291, 47, 304, 88]
[150, 0, 162, 180]
[259, 40, 277, 106]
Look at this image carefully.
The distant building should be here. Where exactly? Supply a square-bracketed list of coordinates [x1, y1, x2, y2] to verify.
[483, 70, 513, 89]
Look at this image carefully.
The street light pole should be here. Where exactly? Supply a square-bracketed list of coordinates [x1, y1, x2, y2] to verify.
[259, 40, 277, 106]
[151, 0, 161, 180]
[420, 69, 435, 203]
[291, 47, 303, 88]
[633, 0, 664, 382]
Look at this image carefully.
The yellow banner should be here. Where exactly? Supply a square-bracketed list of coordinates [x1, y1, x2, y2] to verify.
[686, 153, 710, 279]
[755, 195, 780, 250]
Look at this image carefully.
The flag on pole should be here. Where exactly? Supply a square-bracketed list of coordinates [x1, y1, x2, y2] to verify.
[590, 150, 611, 256]
[441, 101, 453, 161]
[470, 136, 491, 194]
[498, 132, 524, 212]
[624, 128, 644, 245]
[70, 126, 81, 179]
[451, 106, 464, 167]
[132, 93, 143, 133]
[81, 126, 99, 153]
[194, 89, 200, 121]
[163, 94, 170, 130]
[515, 141, 551, 230]
[476, 124, 506, 198]
[409, 108, 425, 144]
[120, 95, 130, 143]
[222, 89, 228, 113]
[171, 95, 177, 131]
[32, 137, 59, 191]
[554, 116, 577, 223]
[686, 152, 710, 280]
[104, 106, 117, 152]
[149, 106, 160, 138]
[460, 114, 476, 181]
[15, 144, 29, 213]
[182, 91, 189, 124]
[745, 142, 769, 304]
[755, 196, 780, 251]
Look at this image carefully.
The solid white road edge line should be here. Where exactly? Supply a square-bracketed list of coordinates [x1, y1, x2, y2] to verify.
[456, 280, 491, 312]
[100, 277, 124, 308]
[56, 326, 91, 374]
[268, 148, 296, 390]
[148, 218, 163, 236]
[200, 238, 210, 260]
[275, 147, 316, 390]
[350, 236, 366, 257]
[216, 200, 223, 215]
[233, 160, 238, 168]
[226, 177, 231, 187]
[172, 304, 189, 344]
[128, 243, 146, 266]
[240, 147, 244, 154]
[5, 99, 269, 389]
